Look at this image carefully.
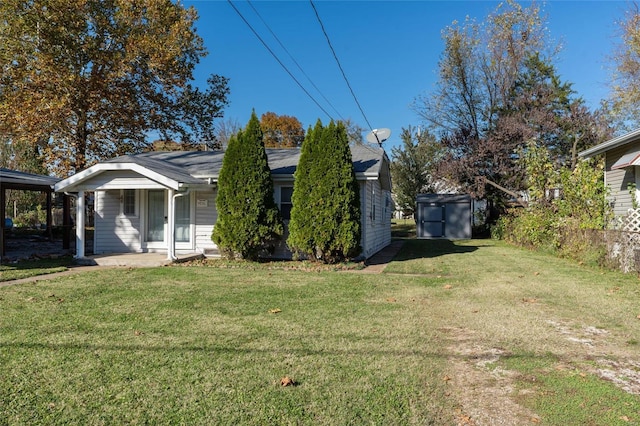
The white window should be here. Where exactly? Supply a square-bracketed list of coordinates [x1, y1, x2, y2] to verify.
[121, 189, 137, 216]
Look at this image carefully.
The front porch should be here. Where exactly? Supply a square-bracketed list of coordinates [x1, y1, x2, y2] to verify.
[74, 251, 206, 267]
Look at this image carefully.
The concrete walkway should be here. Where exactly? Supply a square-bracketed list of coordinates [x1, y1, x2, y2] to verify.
[357, 240, 405, 273]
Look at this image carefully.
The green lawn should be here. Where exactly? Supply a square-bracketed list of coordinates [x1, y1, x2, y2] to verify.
[1, 239, 639, 425]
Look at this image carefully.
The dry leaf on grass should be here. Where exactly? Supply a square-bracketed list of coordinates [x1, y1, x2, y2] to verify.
[280, 376, 295, 386]
[269, 308, 282, 314]
[444, 285, 453, 290]
[386, 297, 397, 303]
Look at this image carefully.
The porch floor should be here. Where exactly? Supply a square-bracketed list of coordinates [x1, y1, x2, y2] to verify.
[76, 252, 204, 267]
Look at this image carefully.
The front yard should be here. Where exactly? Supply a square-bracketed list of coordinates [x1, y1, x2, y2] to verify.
[1, 239, 639, 424]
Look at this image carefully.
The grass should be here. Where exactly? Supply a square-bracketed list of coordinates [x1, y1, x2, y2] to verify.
[1, 238, 640, 424]
[0, 256, 74, 282]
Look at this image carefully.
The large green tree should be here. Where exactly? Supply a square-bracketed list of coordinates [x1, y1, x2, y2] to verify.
[390, 126, 444, 216]
[211, 112, 283, 260]
[287, 120, 361, 263]
[0, 0, 229, 176]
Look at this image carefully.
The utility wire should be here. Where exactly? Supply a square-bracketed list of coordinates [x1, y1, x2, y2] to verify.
[246, 0, 345, 122]
[227, 0, 333, 121]
[309, 0, 376, 137]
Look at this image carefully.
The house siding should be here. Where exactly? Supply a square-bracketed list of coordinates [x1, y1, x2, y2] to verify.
[606, 144, 637, 216]
[95, 190, 142, 254]
[79, 170, 166, 191]
[194, 189, 218, 254]
[360, 180, 392, 259]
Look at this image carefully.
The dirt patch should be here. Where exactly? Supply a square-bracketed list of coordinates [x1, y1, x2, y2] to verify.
[441, 327, 540, 426]
[546, 319, 640, 395]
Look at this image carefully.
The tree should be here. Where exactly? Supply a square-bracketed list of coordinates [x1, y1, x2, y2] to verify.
[0, 0, 229, 177]
[287, 120, 361, 263]
[259, 112, 305, 148]
[211, 111, 283, 260]
[608, 4, 640, 129]
[413, 0, 552, 137]
[214, 117, 242, 149]
[339, 118, 366, 145]
[390, 126, 444, 216]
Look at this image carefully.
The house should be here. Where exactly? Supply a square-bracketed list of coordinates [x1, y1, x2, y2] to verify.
[54, 144, 392, 261]
[579, 128, 640, 217]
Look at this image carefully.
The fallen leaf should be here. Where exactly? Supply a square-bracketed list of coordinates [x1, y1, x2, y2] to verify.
[444, 285, 453, 290]
[534, 272, 540, 276]
[269, 308, 282, 314]
[443, 375, 451, 381]
[134, 330, 143, 336]
[531, 417, 540, 423]
[620, 416, 630, 422]
[386, 297, 397, 303]
[280, 376, 295, 386]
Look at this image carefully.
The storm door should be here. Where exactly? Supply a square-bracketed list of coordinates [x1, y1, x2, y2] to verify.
[147, 189, 166, 242]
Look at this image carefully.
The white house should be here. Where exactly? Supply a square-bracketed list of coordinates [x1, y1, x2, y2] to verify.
[54, 144, 392, 261]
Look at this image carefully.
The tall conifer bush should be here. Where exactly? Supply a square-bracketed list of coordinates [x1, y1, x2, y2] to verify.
[212, 111, 283, 260]
[288, 120, 361, 263]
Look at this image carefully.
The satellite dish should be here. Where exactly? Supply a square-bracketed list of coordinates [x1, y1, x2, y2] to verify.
[366, 128, 391, 145]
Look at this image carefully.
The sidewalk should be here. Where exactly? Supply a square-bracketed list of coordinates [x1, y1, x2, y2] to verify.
[358, 240, 405, 273]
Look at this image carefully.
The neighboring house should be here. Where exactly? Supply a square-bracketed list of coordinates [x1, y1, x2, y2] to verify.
[54, 144, 392, 261]
[579, 128, 640, 217]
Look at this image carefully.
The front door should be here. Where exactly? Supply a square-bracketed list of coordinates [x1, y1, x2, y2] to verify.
[146, 189, 166, 245]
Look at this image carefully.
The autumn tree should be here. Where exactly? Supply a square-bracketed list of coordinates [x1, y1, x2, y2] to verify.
[212, 111, 283, 260]
[260, 112, 305, 148]
[390, 126, 444, 216]
[413, 0, 552, 138]
[607, 4, 640, 130]
[0, 0, 229, 176]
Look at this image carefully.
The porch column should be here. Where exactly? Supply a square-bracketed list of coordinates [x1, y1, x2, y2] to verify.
[75, 191, 85, 259]
[167, 188, 175, 260]
[0, 185, 5, 257]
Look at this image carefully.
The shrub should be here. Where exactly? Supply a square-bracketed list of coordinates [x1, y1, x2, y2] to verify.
[212, 111, 283, 260]
[287, 120, 361, 263]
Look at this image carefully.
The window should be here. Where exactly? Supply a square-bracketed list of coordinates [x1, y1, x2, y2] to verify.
[122, 189, 136, 216]
[280, 187, 293, 220]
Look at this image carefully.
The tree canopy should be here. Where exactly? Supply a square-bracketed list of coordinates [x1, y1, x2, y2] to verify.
[259, 112, 305, 148]
[390, 126, 444, 216]
[0, 0, 229, 176]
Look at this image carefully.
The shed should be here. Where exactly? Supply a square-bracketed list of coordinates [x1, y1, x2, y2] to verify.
[415, 194, 472, 239]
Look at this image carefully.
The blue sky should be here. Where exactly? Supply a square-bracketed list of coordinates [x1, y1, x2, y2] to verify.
[184, 1, 627, 153]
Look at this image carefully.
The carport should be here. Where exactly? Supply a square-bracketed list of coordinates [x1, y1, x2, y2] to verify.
[0, 168, 69, 257]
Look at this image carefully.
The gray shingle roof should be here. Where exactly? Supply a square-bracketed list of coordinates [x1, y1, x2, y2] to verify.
[0, 168, 61, 189]
[103, 144, 387, 183]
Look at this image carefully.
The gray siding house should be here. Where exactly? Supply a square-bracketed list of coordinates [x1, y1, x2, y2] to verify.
[579, 128, 640, 217]
[54, 145, 392, 261]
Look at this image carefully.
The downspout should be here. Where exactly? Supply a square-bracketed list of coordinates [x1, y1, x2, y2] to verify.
[65, 191, 85, 259]
[168, 189, 191, 261]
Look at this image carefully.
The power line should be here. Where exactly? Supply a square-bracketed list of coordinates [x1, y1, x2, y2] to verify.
[246, 0, 345, 122]
[226, 0, 333, 121]
[309, 0, 375, 133]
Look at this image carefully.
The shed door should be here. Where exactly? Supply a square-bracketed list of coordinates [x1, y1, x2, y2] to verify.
[445, 202, 472, 239]
[419, 203, 445, 238]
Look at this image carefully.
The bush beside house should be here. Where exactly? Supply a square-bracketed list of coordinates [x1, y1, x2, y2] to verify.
[212, 112, 283, 260]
